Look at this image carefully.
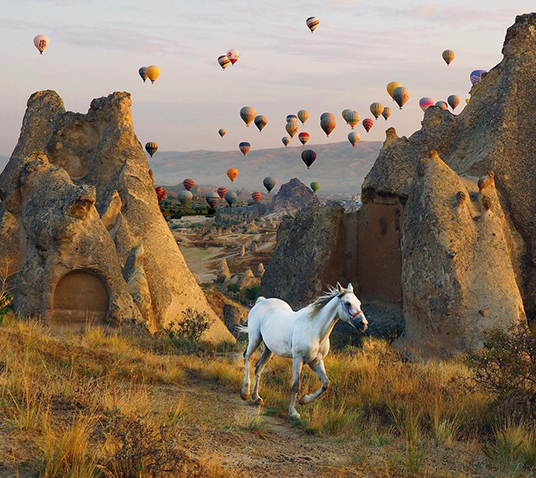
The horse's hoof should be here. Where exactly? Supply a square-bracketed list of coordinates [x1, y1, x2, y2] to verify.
[290, 412, 301, 421]
[254, 397, 264, 406]
[240, 390, 251, 401]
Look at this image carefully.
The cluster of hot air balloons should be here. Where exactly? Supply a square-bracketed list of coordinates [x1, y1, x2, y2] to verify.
[419, 94, 461, 112]
[218, 49, 240, 70]
[138, 66, 161, 84]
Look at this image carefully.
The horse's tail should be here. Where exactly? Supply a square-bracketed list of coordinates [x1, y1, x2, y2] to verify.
[235, 324, 249, 334]
[255, 296, 266, 305]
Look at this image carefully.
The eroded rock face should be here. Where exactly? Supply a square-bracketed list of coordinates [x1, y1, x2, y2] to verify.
[269, 178, 319, 214]
[0, 91, 233, 342]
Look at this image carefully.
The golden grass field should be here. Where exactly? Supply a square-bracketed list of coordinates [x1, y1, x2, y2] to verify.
[0, 314, 535, 477]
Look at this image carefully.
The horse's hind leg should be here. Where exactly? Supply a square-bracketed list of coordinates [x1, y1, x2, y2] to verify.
[299, 359, 330, 405]
[289, 356, 303, 420]
[241, 331, 262, 401]
[251, 344, 273, 406]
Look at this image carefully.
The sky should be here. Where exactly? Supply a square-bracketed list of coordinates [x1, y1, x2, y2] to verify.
[0, 0, 534, 157]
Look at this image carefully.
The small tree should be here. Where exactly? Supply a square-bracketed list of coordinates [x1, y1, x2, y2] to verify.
[166, 308, 213, 344]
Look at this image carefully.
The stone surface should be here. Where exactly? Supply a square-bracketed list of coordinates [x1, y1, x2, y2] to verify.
[268, 178, 319, 214]
[0, 91, 233, 343]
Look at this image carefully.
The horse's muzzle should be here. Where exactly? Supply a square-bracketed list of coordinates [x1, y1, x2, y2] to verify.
[351, 312, 368, 332]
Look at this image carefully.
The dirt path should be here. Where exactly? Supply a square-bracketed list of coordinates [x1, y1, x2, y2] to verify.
[163, 371, 375, 478]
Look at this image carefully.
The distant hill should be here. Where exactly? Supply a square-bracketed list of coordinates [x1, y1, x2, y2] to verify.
[150, 141, 381, 195]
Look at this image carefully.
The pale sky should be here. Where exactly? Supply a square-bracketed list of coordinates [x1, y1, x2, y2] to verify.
[0, 0, 534, 157]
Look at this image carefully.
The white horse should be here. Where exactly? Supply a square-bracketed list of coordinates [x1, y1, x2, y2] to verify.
[239, 282, 368, 420]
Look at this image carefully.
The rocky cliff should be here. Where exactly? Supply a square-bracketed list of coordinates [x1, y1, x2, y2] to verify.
[0, 91, 233, 342]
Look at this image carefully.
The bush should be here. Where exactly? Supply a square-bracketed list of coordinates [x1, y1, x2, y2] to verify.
[227, 284, 240, 294]
[465, 325, 536, 419]
[245, 286, 260, 300]
[166, 308, 213, 344]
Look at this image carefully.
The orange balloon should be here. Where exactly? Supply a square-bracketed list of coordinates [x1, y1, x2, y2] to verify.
[227, 168, 239, 182]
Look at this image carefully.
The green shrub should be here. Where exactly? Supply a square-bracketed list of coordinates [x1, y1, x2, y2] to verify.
[227, 284, 240, 294]
[245, 286, 260, 300]
[166, 308, 213, 345]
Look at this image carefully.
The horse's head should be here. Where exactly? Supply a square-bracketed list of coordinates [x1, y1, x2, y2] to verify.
[336, 282, 368, 332]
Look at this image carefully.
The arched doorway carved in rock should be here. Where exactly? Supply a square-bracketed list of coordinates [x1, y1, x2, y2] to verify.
[52, 270, 109, 326]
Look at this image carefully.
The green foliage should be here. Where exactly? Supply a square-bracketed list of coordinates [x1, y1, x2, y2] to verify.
[245, 286, 260, 300]
[227, 284, 240, 294]
[166, 308, 213, 346]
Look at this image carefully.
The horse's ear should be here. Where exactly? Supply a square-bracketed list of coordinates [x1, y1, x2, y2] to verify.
[347, 283, 354, 292]
[336, 282, 343, 293]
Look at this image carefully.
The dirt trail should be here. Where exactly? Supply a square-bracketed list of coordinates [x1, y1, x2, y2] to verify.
[165, 371, 372, 478]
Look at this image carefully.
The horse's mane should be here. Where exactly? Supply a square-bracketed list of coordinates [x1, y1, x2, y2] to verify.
[310, 286, 349, 317]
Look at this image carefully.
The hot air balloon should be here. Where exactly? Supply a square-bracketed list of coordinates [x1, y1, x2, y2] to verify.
[442, 49, 455, 66]
[155, 186, 166, 202]
[286, 121, 298, 138]
[387, 81, 402, 100]
[362, 118, 374, 133]
[217, 187, 228, 199]
[382, 107, 392, 120]
[346, 111, 360, 129]
[139, 67, 147, 82]
[225, 191, 237, 206]
[183, 178, 195, 191]
[370, 103, 384, 120]
[218, 55, 230, 70]
[470, 70, 487, 85]
[254, 115, 268, 132]
[320, 114, 336, 137]
[227, 168, 239, 182]
[419, 97, 434, 112]
[447, 95, 461, 110]
[145, 142, 158, 157]
[263, 177, 276, 193]
[227, 49, 240, 65]
[297, 110, 309, 124]
[306, 16, 320, 33]
[286, 114, 298, 123]
[218, 128, 226, 138]
[298, 132, 310, 146]
[393, 86, 410, 109]
[252, 192, 262, 203]
[205, 192, 220, 208]
[348, 132, 360, 147]
[33, 35, 49, 55]
[301, 149, 317, 169]
[145, 65, 161, 84]
[239, 142, 251, 156]
[342, 109, 353, 123]
[282, 137, 290, 147]
[435, 101, 448, 110]
[178, 190, 193, 207]
[240, 106, 257, 127]
[310, 182, 320, 193]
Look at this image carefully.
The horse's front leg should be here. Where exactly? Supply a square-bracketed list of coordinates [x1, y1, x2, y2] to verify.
[289, 356, 303, 420]
[299, 359, 330, 405]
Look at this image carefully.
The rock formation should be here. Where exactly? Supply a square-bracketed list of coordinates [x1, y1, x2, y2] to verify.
[0, 90, 233, 342]
[268, 178, 319, 214]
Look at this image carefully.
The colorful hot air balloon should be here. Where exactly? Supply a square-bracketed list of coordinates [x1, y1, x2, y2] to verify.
[239, 142, 251, 156]
[346, 111, 360, 129]
[227, 49, 240, 65]
[297, 110, 309, 124]
[263, 177, 276, 193]
[442, 49, 455, 66]
[254, 115, 268, 132]
[139, 67, 147, 82]
[227, 168, 239, 182]
[217, 187, 228, 199]
[393, 86, 410, 109]
[348, 132, 360, 147]
[306, 16, 320, 33]
[370, 103, 384, 120]
[34, 35, 49, 55]
[282, 136, 290, 147]
[301, 149, 317, 169]
[240, 106, 257, 127]
[218, 128, 226, 138]
[145, 65, 161, 84]
[155, 186, 166, 202]
[419, 97, 434, 112]
[362, 118, 374, 133]
[470, 70, 487, 85]
[387, 81, 402, 100]
[382, 107, 392, 120]
[218, 55, 231, 70]
[435, 101, 448, 110]
[286, 114, 298, 123]
[310, 182, 320, 193]
[447, 95, 461, 110]
[178, 190, 193, 207]
[298, 132, 310, 146]
[320, 113, 336, 136]
[145, 142, 158, 157]
[225, 191, 237, 206]
[205, 192, 220, 208]
[342, 109, 353, 123]
[286, 121, 298, 138]
[183, 178, 195, 191]
[252, 192, 262, 203]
